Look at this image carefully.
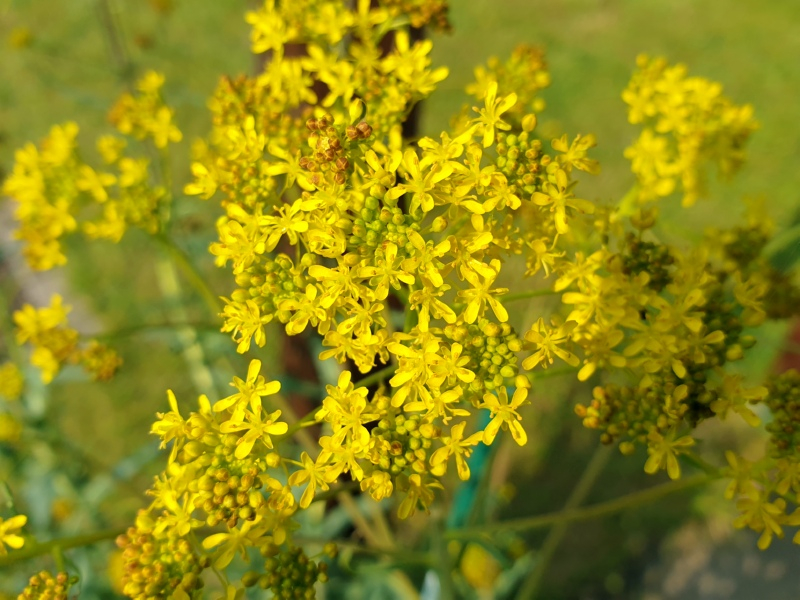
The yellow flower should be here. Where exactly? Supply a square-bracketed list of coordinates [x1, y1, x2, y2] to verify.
[457, 260, 509, 324]
[385, 149, 453, 214]
[532, 167, 595, 235]
[722, 451, 756, 500]
[288, 452, 337, 509]
[315, 371, 376, 446]
[0, 514, 27, 555]
[151, 390, 189, 462]
[733, 489, 787, 550]
[76, 165, 116, 202]
[220, 298, 272, 354]
[522, 318, 580, 370]
[202, 519, 267, 569]
[97, 135, 126, 164]
[361, 470, 393, 501]
[219, 407, 288, 459]
[644, 429, 695, 480]
[214, 359, 282, 418]
[13, 294, 70, 345]
[709, 375, 767, 428]
[0, 363, 24, 401]
[472, 81, 517, 148]
[0, 414, 22, 443]
[397, 474, 441, 519]
[429, 422, 484, 480]
[480, 387, 529, 446]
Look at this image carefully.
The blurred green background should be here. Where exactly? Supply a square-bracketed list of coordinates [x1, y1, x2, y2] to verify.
[1, 0, 799, 598]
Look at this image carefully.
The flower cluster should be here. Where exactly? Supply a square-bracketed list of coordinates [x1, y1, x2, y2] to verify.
[1, 71, 181, 270]
[109, 71, 182, 149]
[4, 0, 800, 593]
[242, 544, 329, 598]
[718, 370, 800, 551]
[622, 54, 758, 206]
[17, 571, 76, 600]
[12, 294, 121, 383]
[116, 511, 209, 599]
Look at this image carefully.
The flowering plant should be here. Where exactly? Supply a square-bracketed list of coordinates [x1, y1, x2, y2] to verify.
[2, 1, 800, 598]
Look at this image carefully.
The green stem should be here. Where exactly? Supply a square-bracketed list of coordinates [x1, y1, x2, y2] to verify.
[270, 392, 318, 456]
[96, 0, 134, 83]
[617, 184, 641, 216]
[52, 545, 66, 573]
[1, 481, 17, 513]
[188, 531, 229, 588]
[433, 510, 455, 600]
[155, 234, 222, 316]
[0, 527, 124, 567]
[293, 537, 433, 565]
[312, 481, 359, 503]
[0, 283, 24, 367]
[90, 321, 223, 341]
[516, 445, 613, 599]
[682, 451, 720, 476]
[356, 364, 397, 389]
[502, 288, 559, 303]
[154, 252, 219, 399]
[451, 438, 503, 576]
[447, 472, 713, 540]
[392, 286, 409, 306]
[527, 366, 580, 383]
[277, 408, 319, 440]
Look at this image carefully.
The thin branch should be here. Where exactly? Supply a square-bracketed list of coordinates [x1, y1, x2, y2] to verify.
[447, 472, 713, 539]
[90, 321, 223, 341]
[155, 234, 222, 316]
[502, 289, 559, 303]
[0, 527, 125, 567]
[516, 445, 613, 599]
[293, 537, 432, 565]
[356, 364, 397, 389]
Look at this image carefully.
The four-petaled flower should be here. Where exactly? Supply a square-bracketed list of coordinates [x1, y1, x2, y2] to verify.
[480, 387, 529, 446]
[472, 81, 517, 148]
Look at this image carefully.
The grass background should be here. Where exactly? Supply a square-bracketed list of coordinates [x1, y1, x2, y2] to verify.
[1, 0, 799, 597]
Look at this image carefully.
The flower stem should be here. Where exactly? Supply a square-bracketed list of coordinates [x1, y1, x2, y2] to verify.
[502, 288, 559, 303]
[516, 444, 613, 599]
[682, 450, 721, 476]
[52, 545, 66, 573]
[294, 536, 432, 565]
[154, 253, 220, 399]
[96, 0, 134, 83]
[527, 366, 580, 383]
[356, 364, 397, 389]
[0, 281, 25, 367]
[433, 509, 455, 600]
[90, 320, 223, 341]
[0, 527, 125, 567]
[155, 234, 222, 316]
[447, 472, 713, 540]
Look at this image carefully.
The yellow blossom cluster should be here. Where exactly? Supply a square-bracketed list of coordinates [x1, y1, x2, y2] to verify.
[0, 362, 24, 401]
[146, 0, 800, 581]
[109, 71, 182, 149]
[715, 371, 800, 550]
[1, 72, 181, 270]
[12, 294, 121, 383]
[17, 570, 75, 600]
[622, 54, 758, 206]
[4, 0, 800, 593]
